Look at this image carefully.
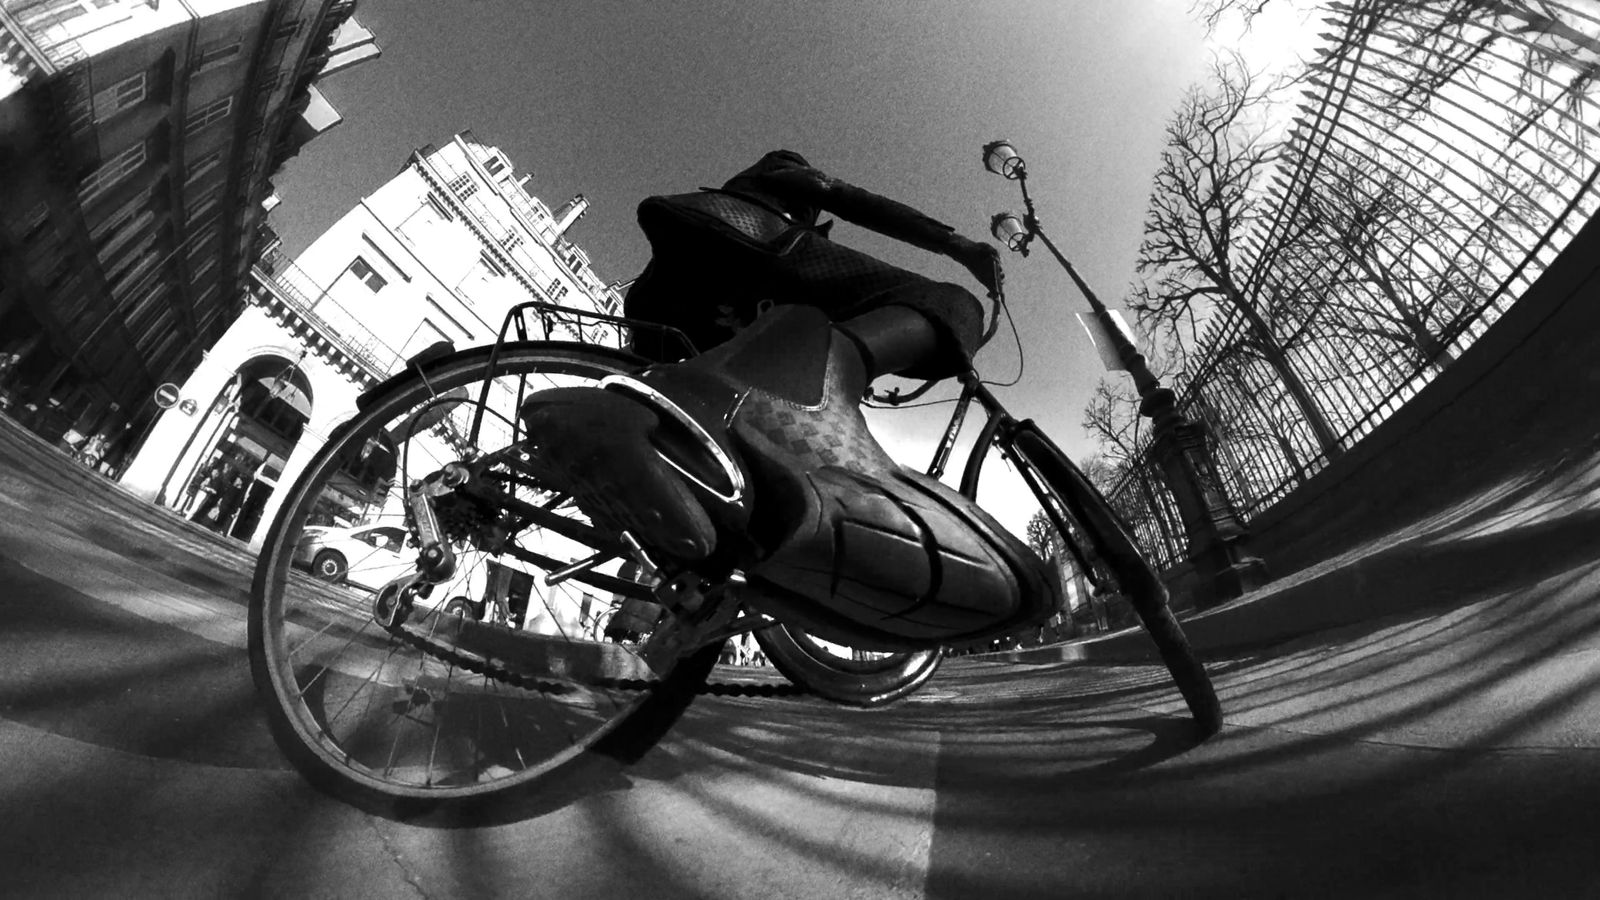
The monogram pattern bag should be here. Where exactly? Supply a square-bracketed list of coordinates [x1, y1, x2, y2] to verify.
[644, 188, 809, 254]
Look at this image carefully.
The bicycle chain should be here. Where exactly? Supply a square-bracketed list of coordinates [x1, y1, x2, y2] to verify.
[386, 616, 802, 699]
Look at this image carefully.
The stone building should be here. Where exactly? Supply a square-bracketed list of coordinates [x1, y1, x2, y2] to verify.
[0, 0, 378, 465]
[118, 133, 626, 545]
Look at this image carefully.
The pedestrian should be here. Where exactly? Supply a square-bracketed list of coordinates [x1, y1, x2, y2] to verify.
[79, 433, 107, 471]
[189, 459, 235, 527]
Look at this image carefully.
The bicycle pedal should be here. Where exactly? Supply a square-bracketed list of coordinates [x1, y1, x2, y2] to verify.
[639, 572, 744, 675]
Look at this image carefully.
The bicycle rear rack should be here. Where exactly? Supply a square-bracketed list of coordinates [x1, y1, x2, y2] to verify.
[493, 299, 698, 361]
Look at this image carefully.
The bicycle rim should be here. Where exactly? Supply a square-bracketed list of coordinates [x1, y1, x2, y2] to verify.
[1010, 428, 1223, 737]
[753, 622, 943, 707]
[249, 343, 717, 812]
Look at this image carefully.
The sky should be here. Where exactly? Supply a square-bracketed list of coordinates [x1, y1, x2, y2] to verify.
[266, 1, 1307, 533]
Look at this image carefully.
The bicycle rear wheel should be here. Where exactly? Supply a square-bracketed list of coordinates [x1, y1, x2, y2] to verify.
[1010, 426, 1223, 737]
[249, 342, 721, 818]
[753, 621, 943, 706]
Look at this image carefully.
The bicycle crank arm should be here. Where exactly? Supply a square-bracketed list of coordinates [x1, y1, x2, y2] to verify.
[637, 571, 744, 676]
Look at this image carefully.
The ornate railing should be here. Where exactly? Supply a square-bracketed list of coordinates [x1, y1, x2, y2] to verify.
[1112, 0, 1600, 569]
[252, 247, 403, 380]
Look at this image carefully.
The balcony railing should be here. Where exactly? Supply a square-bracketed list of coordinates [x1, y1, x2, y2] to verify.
[252, 248, 402, 380]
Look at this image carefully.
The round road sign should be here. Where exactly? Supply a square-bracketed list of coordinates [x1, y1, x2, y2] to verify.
[154, 383, 181, 409]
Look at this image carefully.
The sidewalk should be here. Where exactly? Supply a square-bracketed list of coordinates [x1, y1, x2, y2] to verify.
[1006, 440, 1600, 666]
[0, 415, 257, 589]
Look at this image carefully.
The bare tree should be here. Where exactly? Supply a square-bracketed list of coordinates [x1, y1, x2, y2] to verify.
[1080, 379, 1188, 563]
[1025, 509, 1062, 562]
[1276, 154, 1464, 372]
[1081, 378, 1143, 468]
[1132, 52, 1344, 454]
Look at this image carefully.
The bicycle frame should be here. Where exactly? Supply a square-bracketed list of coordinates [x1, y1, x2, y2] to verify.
[457, 299, 1100, 603]
[897, 370, 1102, 585]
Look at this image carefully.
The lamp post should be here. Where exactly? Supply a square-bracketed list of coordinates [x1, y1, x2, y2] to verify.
[982, 140, 1266, 608]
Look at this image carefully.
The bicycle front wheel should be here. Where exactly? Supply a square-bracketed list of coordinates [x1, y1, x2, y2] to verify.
[249, 342, 721, 818]
[1010, 426, 1223, 737]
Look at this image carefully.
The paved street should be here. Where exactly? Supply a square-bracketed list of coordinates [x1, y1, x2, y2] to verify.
[2, 416, 1599, 899]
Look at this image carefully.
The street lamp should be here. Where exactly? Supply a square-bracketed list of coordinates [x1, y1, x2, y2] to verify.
[980, 139, 1266, 607]
[982, 139, 1027, 180]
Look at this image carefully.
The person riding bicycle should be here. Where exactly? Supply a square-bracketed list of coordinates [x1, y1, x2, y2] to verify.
[521, 150, 1057, 648]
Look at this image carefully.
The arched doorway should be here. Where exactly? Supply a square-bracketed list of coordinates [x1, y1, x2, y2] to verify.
[177, 354, 313, 539]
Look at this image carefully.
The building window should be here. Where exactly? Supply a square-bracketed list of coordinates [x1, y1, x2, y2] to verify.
[149, 332, 181, 370]
[89, 192, 143, 242]
[97, 209, 153, 262]
[193, 38, 242, 74]
[16, 2, 86, 32]
[187, 224, 217, 257]
[185, 96, 233, 136]
[78, 140, 147, 204]
[132, 310, 175, 348]
[107, 240, 160, 297]
[91, 72, 146, 124]
[187, 186, 221, 222]
[122, 280, 167, 330]
[484, 155, 506, 177]
[348, 257, 387, 292]
[185, 149, 223, 185]
[18, 0, 131, 34]
[447, 174, 477, 200]
[253, 66, 282, 102]
[18, 201, 51, 241]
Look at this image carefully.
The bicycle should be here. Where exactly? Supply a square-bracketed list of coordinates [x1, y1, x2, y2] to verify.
[248, 287, 1221, 818]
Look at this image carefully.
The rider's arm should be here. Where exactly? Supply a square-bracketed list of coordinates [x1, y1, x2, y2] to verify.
[759, 164, 964, 255]
[750, 156, 1001, 293]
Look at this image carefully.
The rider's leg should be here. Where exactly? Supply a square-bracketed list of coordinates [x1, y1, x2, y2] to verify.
[626, 206, 986, 377]
[520, 303, 1057, 646]
[834, 304, 946, 380]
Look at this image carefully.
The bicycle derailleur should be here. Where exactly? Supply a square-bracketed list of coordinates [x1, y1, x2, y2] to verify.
[372, 461, 474, 631]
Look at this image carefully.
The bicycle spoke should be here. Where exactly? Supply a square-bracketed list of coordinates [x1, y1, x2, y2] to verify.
[251, 344, 718, 807]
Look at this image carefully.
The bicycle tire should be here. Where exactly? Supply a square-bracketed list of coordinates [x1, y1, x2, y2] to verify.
[249, 341, 723, 818]
[753, 621, 943, 707]
[1010, 427, 1223, 738]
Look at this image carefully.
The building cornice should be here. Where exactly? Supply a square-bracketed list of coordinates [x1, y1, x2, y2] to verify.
[410, 150, 574, 317]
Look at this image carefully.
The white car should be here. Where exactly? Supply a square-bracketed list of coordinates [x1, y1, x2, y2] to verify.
[294, 524, 416, 589]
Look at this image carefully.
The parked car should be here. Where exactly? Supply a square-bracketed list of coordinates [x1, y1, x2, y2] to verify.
[294, 523, 414, 589]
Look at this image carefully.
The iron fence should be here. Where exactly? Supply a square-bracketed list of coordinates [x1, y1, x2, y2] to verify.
[1112, 0, 1600, 569]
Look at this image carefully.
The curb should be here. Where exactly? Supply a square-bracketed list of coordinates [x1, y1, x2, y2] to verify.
[0, 415, 255, 565]
[1000, 546, 1391, 665]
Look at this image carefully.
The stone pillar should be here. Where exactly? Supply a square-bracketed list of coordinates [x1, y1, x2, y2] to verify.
[245, 405, 347, 549]
[1142, 386, 1268, 609]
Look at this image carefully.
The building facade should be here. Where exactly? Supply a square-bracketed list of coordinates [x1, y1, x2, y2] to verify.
[0, 0, 378, 468]
[119, 132, 626, 546]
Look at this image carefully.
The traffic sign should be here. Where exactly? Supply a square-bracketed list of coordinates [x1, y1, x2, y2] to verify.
[154, 383, 181, 409]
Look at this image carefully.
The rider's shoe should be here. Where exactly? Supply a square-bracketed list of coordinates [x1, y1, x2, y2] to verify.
[518, 305, 1057, 645]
